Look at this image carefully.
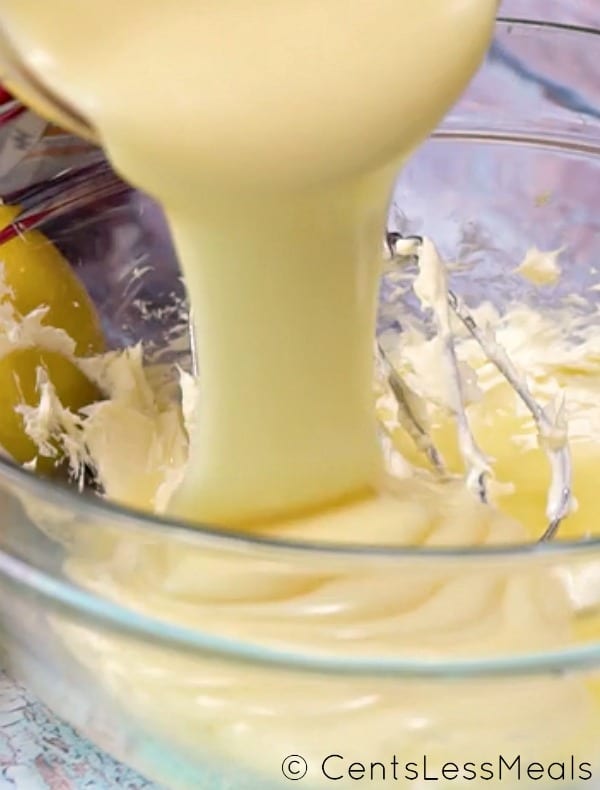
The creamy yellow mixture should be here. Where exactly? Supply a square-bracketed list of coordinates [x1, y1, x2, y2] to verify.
[5, 238, 600, 788]
[9, 278, 600, 789]
[1, 1, 600, 788]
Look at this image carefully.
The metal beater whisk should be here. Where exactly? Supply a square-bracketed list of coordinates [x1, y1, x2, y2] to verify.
[380, 232, 572, 542]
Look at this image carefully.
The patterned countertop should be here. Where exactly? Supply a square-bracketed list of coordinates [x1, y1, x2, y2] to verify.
[0, 674, 156, 789]
[0, 1, 597, 788]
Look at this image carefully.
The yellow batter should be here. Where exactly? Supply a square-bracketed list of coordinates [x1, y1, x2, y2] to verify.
[0, 1, 599, 788]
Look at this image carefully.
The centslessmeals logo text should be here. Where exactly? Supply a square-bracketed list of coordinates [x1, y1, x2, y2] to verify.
[281, 753, 594, 783]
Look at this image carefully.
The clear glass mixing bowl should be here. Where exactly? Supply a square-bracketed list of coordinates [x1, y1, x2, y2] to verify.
[1, 17, 600, 790]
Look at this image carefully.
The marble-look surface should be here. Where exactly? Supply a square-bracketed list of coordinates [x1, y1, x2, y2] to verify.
[0, 1, 598, 788]
[0, 674, 157, 789]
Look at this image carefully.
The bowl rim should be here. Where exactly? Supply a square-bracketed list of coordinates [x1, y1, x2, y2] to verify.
[1, 16, 600, 674]
[498, 16, 600, 37]
[2, 439, 599, 562]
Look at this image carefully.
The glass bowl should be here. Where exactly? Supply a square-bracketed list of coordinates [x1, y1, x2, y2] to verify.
[1, 17, 600, 790]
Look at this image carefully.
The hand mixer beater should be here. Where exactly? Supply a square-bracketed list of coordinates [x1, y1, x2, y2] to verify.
[379, 233, 572, 542]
